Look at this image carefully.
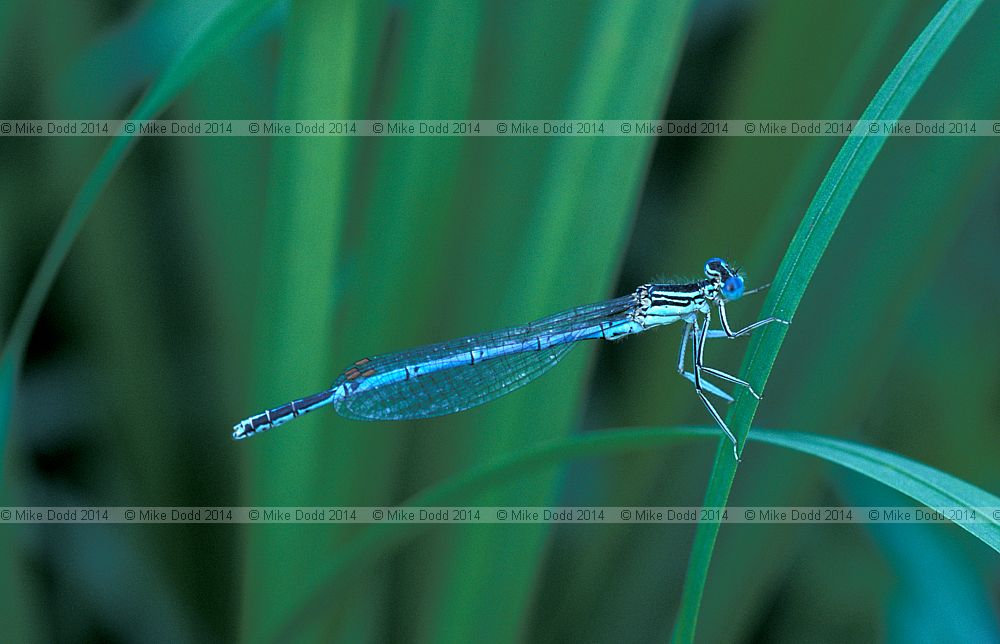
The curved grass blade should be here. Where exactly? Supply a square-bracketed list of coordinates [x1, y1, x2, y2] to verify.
[672, 1, 985, 640]
[0, 0, 277, 477]
[702, 36, 1000, 639]
[756, 429, 1000, 551]
[272, 425, 1000, 641]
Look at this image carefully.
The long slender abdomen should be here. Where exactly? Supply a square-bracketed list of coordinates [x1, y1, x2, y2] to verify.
[231, 389, 336, 440]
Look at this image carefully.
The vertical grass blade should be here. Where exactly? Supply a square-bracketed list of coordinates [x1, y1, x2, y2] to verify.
[671, 1, 985, 640]
[237, 0, 382, 640]
[290, 1, 486, 639]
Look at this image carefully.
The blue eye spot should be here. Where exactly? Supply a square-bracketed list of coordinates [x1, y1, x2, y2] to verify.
[704, 257, 725, 275]
[724, 275, 745, 299]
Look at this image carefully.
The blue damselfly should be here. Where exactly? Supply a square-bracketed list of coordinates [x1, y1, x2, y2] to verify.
[233, 258, 788, 459]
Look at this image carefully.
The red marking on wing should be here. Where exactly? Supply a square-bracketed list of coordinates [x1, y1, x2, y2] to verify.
[354, 357, 370, 366]
[361, 368, 377, 377]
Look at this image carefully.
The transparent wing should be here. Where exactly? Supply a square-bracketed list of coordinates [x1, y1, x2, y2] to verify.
[336, 341, 579, 420]
[333, 294, 636, 420]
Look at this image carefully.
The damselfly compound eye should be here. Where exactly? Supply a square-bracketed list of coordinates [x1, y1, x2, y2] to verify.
[723, 275, 745, 299]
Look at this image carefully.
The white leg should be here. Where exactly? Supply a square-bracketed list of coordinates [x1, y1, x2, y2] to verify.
[717, 299, 789, 338]
[677, 321, 733, 402]
[691, 309, 740, 461]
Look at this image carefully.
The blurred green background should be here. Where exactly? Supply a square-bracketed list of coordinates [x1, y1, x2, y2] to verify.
[1, 0, 998, 641]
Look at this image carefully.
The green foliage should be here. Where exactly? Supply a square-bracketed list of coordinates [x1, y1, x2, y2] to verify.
[275, 426, 1000, 639]
[1, 0, 997, 641]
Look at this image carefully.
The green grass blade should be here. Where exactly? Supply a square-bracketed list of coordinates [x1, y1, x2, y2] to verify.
[755, 429, 1000, 552]
[238, 0, 381, 640]
[699, 18, 1000, 634]
[671, 1, 984, 640]
[274, 425, 1000, 640]
[286, 2, 484, 639]
[0, 0, 277, 477]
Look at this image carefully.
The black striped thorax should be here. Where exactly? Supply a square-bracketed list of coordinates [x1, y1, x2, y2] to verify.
[632, 280, 717, 326]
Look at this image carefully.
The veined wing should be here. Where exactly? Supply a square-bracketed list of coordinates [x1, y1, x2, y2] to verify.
[333, 294, 638, 420]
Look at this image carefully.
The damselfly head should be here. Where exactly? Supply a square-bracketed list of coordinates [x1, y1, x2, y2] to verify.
[704, 257, 745, 300]
[703, 257, 731, 278]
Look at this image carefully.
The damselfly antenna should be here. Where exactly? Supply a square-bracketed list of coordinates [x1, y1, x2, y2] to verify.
[741, 282, 771, 298]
